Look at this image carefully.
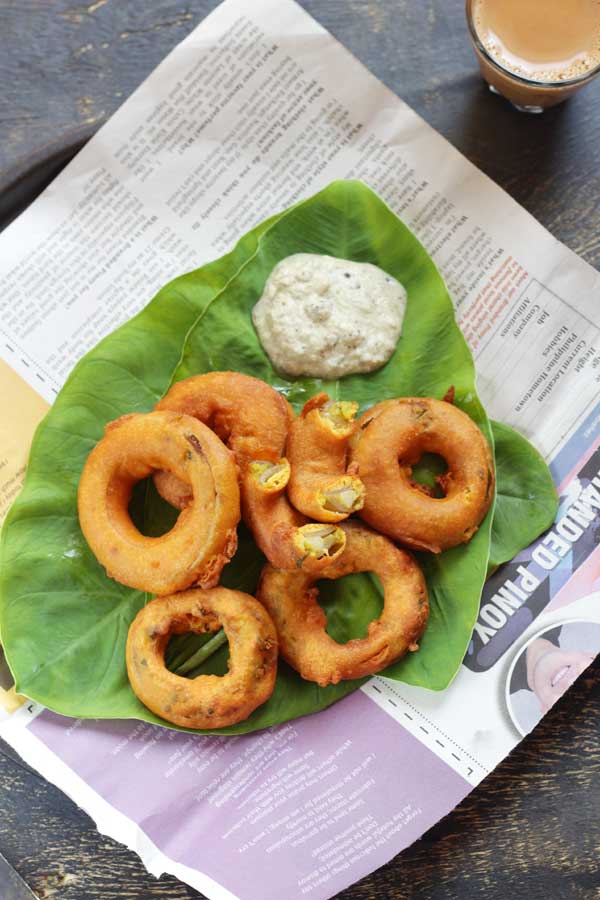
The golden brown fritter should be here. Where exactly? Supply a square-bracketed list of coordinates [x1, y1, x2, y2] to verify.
[78, 410, 240, 594]
[126, 587, 278, 729]
[350, 397, 495, 552]
[257, 522, 429, 687]
[287, 393, 365, 523]
[154, 372, 346, 571]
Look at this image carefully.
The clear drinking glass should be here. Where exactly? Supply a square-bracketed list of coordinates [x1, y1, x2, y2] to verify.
[465, 0, 600, 113]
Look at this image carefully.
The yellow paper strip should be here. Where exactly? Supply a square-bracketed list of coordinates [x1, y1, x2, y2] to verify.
[0, 357, 49, 705]
[0, 357, 49, 525]
[0, 685, 26, 714]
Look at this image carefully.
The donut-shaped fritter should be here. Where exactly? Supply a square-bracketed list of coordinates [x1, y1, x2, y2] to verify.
[78, 411, 240, 594]
[154, 372, 346, 571]
[156, 371, 292, 463]
[126, 588, 278, 729]
[287, 393, 365, 523]
[350, 397, 495, 553]
[257, 522, 429, 686]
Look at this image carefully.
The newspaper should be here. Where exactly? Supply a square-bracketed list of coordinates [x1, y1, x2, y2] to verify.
[1, 0, 599, 897]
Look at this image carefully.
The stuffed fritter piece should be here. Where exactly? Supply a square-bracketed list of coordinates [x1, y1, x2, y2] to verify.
[287, 393, 365, 523]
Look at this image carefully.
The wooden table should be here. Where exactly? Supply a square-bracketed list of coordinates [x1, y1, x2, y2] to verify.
[1, 2, 599, 898]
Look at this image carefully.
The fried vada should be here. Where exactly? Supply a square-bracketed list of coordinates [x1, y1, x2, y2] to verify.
[126, 587, 278, 729]
[154, 372, 346, 571]
[257, 522, 429, 686]
[350, 396, 494, 552]
[287, 393, 365, 523]
[155, 370, 291, 467]
[244, 459, 346, 571]
[78, 411, 240, 594]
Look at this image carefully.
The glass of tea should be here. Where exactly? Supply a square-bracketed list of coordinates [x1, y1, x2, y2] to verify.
[466, 0, 600, 112]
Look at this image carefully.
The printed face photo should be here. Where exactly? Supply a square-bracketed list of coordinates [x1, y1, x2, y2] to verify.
[506, 617, 600, 736]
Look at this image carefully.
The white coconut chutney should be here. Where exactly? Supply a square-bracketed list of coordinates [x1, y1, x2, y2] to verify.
[252, 254, 407, 379]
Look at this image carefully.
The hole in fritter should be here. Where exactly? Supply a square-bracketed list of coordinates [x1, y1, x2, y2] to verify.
[128, 477, 180, 536]
[409, 453, 448, 498]
[165, 630, 230, 679]
[317, 573, 384, 643]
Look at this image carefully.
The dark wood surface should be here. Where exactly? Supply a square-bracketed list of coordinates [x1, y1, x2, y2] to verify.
[1, 1, 599, 898]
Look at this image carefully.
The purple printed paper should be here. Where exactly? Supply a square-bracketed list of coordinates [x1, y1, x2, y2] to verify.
[29, 692, 469, 899]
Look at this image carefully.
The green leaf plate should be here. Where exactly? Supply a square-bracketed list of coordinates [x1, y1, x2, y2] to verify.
[0, 181, 557, 734]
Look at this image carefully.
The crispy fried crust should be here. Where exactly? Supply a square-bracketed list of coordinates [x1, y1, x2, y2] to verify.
[242, 471, 346, 572]
[350, 397, 495, 552]
[257, 522, 429, 686]
[287, 393, 365, 523]
[155, 371, 293, 466]
[154, 372, 345, 571]
[77, 411, 240, 594]
[126, 588, 278, 729]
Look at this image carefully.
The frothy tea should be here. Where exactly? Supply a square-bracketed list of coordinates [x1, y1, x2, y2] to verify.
[473, 0, 600, 83]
